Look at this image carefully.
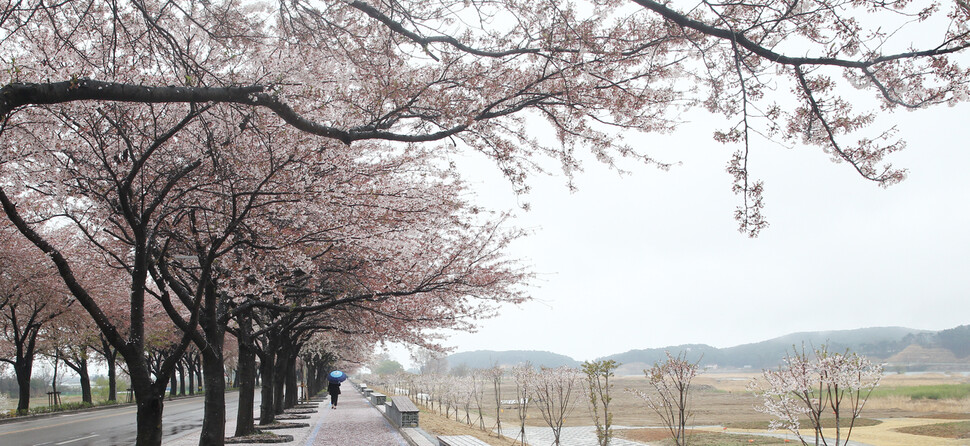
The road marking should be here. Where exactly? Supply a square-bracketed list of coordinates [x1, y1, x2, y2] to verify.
[0, 410, 136, 436]
[55, 434, 99, 444]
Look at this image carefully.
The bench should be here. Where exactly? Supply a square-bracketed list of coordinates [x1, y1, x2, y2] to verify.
[437, 435, 491, 446]
[369, 391, 386, 406]
[386, 395, 419, 427]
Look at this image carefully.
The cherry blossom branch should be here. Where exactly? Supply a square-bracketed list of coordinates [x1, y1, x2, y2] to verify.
[631, 0, 970, 69]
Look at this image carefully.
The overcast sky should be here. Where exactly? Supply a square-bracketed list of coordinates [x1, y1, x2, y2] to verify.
[388, 94, 970, 368]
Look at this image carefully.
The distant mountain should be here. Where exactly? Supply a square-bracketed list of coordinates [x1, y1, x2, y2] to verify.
[445, 325, 970, 374]
[604, 326, 970, 372]
[445, 350, 581, 370]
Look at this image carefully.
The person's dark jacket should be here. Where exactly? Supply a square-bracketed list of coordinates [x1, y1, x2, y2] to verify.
[328, 382, 341, 395]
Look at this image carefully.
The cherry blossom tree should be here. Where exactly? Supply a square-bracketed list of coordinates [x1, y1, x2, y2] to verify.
[530, 366, 582, 446]
[470, 370, 490, 431]
[47, 309, 101, 405]
[628, 351, 702, 446]
[510, 363, 534, 445]
[0, 223, 74, 413]
[748, 346, 883, 446]
[486, 365, 506, 438]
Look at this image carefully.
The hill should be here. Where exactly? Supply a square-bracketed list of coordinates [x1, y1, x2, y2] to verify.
[604, 326, 970, 372]
[445, 325, 970, 374]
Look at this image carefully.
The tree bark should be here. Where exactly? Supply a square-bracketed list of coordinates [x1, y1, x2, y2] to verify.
[258, 338, 278, 425]
[196, 363, 203, 393]
[198, 286, 228, 446]
[284, 352, 299, 408]
[273, 343, 290, 415]
[134, 389, 165, 446]
[178, 362, 186, 396]
[188, 363, 195, 396]
[199, 348, 226, 445]
[306, 365, 316, 398]
[100, 336, 118, 402]
[78, 361, 92, 404]
[234, 311, 257, 437]
[15, 358, 31, 414]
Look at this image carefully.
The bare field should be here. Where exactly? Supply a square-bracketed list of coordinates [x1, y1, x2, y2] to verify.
[373, 372, 970, 445]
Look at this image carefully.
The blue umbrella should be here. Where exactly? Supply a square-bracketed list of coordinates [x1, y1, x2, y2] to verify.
[328, 370, 347, 383]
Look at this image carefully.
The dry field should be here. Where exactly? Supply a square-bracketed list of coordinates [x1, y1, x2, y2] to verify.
[372, 371, 970, 445]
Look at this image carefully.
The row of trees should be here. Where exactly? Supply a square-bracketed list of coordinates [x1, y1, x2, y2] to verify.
[370, 347, 881, 446]
[1, 0, 966, 445]
[1, 222, 218, 412]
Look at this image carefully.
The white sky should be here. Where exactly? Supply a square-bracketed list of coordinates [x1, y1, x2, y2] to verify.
[389, 97, 970, 368]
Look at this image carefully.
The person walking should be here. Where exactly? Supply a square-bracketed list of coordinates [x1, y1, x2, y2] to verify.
[328, 379, 342, 409]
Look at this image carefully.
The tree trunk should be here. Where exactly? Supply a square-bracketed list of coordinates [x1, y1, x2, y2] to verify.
[284, 353, 298, 408]
[258, 339, 277, 425]
[187, 357, 196, 396]
[178, 363, 186, 396]
[197, 286, 227, 446]
[273, 343, 290, 415]
[234, 312, 257, 437]
[170, 370, 177, 398]
[306, 365, 316, 398]
[133, 388, 165, 446]
[16, 360, 31, 414]
[102, 337, 118, 402]
[78, 360, 92, 404]
[199, 348, 226, 446]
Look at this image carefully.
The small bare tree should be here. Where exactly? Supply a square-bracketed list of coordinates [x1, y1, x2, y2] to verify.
[749, 345, 883, 446]
[510, 363, 534, 445]
[582, 360, 618, 446]
[486, 365, 505, 438]
[530, 366, 582, 446]
[628, 351, 701, 446]
[471, 370, 489, 430]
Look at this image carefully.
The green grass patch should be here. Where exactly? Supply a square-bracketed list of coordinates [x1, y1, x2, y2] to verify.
[895, 420, 970, 439]
[725, 418, 881, 430]
[870, 383, 970, 400]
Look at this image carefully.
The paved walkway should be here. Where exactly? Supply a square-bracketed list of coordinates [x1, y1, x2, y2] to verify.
[163, 384, 409, 446]
[505, 426, 646, 446]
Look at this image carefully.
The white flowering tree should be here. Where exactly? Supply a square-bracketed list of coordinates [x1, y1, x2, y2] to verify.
[486, 365, 505, 438]
[749, 346, 883, 446]
[530, 366, 582, 446]
[471, 370, 490, 431]
[628, 351, 701, 446]
[510, 363, 534, 445]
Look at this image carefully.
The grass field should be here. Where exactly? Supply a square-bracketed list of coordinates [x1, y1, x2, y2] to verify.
[870, 383, 970, 400]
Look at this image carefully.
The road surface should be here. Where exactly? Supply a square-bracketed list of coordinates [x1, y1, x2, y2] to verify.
[0, 392, 244, 446]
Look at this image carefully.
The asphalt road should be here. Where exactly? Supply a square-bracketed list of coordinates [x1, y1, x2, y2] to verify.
[0, 392, 245, 446]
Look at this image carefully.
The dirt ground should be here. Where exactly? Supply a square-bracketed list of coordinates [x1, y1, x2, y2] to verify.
[387, 371, 970, 445]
